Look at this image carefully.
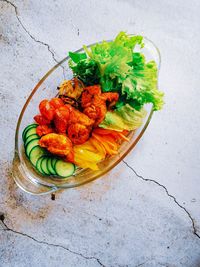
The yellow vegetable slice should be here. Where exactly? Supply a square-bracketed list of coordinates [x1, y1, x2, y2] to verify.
[74, 156, 99, 170]
[90, 137, 106, 158]
[74, 140, 96, 153]
[74, 148, 103, 162]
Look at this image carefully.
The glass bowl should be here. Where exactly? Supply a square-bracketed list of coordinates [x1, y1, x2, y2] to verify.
[12, 36, 161, 195]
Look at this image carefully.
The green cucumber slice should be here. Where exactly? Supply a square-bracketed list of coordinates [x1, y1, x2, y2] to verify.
[29, 146, 46, 166]
[24, 134, 40, 147]
[36, 156, 46, 175]
[24, 127, 37, 141]
[55, 160, 75, 178]
[22, 124, 37, 141]
[47, 158, 57, 175]
[52, 158, 58, 169]
[25, 138, 40, 157]
[41, 157, 51, 175]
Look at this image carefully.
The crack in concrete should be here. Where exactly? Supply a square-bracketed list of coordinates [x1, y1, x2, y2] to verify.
[0, 219, 106, 267]
[123, 160, 200, 240]
[134, 260, 149, 267]
[1, 0, 66, 79]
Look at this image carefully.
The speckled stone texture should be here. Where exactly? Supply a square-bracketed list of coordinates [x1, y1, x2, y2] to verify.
[0, 0, 200, 266]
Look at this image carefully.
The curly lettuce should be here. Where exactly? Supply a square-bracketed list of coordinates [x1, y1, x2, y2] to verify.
[68, 57, 100, 86]
[68, 31, 164, 111]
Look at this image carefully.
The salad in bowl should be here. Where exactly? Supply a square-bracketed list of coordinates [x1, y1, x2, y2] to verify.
[12, 32, 164, 195]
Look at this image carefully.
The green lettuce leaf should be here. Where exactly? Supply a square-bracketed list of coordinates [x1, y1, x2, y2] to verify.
[121, 55, 164, 110]
[69, 51, 87, 63]
[99, 104, 147, 131]
[69, 58, 100, 85]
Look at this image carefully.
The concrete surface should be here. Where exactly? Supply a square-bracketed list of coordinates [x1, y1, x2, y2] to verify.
[0, 0, 200, 266]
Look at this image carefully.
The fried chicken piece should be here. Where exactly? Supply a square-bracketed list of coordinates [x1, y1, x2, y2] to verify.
[101, 92, 120, 109]
[83, 105, 107, 126]
[50, 104, 93, 144]
[67, 106, 93, 144]
[39, 133, 73, 158]
[68, 123, 91, 145]
[68, 105, 94, 126]
[36, 125, 54, 137]
[54, 106, 70, 134]
[81, 85, 119, 127]
[81, 85, 101, 108]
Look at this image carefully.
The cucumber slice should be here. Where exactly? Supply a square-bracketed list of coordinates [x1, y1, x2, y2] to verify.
[24, 127, 37, 141]
[41, 157, 51, 175]
[25, 138, 40, 157]
[36, 156, 46, 175]
[55, 160, 75, 178]
[47, 158, 57, 175]
[29, 146, 46, 166]
[24, 134, 40, 147]
[52, 158, 58, 169]
[22, 124, 37, 141]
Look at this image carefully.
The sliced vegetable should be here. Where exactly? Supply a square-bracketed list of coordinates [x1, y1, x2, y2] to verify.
[74, 157, 99, 171]
[90, 137, 106, 158]
[25, 138, 40, 157]
[29, 146, 46, 166]
[24, 134, 40, 147]
[36, 156, 46, 175]
[73, 140, 105, 170]
[92, 133, 118, 155]
[54, 160, 75, 178]
[93, 128, 129, 141]
[74, 147, 103, 162]
[47, 158, 57, 175]
[22, 124, 37, 141]
[24, 127, 37, 140]
[52, 158, 58, 169]
[41, 157, 51, 175]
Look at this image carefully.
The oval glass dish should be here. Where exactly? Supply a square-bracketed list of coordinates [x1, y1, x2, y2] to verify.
[12, 36, 161, 195]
